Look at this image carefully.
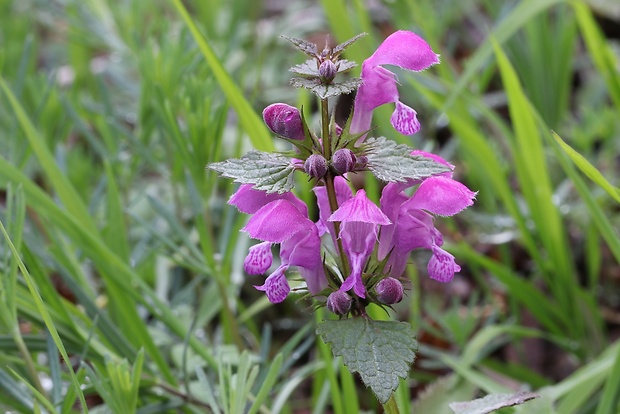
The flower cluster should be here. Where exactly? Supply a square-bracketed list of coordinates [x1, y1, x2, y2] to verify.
[212, 31, 475, 315]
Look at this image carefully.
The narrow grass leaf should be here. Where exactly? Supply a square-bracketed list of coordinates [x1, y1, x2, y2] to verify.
[443, 0, 568, 111]
[0, 220, 88, 414]
[595, 344, 620, 414]
[8, 369, 58, 414]
[493, 39, 578, 333]
[573, 0, 620, 112]
[552, 131, 620, 203]
[0, 76, 97, 235]
[0, 155, 216, 374]
[248, 353, 283, 414]
[0, 368, 35, 413]
[169, 0, 274, 152]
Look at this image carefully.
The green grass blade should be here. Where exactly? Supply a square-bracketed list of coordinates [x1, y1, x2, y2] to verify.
[0, 220, 88, 414]
[247, 353, 283, 414]
[595, 343, 620, 414]
[493, 39, 579, 334]
[552, 131, 620, 203]
[548, 133, 620, 265]
[0, 76, 97, 235]
[0, 155, 216, 374]
[573, 0, 620, 112]
[443, 0, 567, 111]
[0, 368, 35, 412]
[169, 0, 274, 152]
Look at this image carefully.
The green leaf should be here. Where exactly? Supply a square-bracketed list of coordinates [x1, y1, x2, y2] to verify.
[364, 137, 451, 183]
[290, 77, 362, 99]
[449, 391, 540, 414]
[332, 33, 368, 57]
[290, 60, 321, 77]
[552, 131, 620, 203]
[573, 0, 620, 113]
[316, 317, 417, 404]
[209, 151, 297, 194]
[281, 35, 318, 57]
[170, 0, 274, 152]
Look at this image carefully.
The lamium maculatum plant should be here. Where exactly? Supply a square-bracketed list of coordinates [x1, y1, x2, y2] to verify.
[210, 31, 476, 408]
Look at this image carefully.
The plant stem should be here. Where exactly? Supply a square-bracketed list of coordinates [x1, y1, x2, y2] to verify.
[383, 393, 401, 414]
[320, 98, 350, 276]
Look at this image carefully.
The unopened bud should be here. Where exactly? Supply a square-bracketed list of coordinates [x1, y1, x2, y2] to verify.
[319, 60, 337, 81]
[375, 277, 404, 305]
[327, 290, 352, 315]
[332, 149, 357, 174]
[304, 154, 328, 179]
[262, 103, 305, 140]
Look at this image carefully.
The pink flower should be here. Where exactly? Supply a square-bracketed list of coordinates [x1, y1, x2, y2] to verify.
[350, 31, 440, 142]
[378, 154, 476, 282]
[229, 186, 327, 303]
[328, 190, 391, 298]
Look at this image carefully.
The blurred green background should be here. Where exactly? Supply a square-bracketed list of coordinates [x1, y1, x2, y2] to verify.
[1, 0, 619, 412]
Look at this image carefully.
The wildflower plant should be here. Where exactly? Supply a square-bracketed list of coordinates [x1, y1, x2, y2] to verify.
[210, 31, 475, 406]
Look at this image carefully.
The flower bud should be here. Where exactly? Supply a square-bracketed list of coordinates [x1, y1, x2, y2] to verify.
[332, 148, 357, 175]
[319, 60, 337, 81]
[262, 103, 305, 140]
[327, 291, 352, 315]
[375, 277, 404, 305]
[304, 154, 328, 179]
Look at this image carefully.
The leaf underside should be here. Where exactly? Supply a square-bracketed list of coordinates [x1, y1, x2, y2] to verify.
[316, 317, 417, 404]
[449, 391, 540, 414]
[290, 77, 362, 99]
[364, 137, 451, 183]
[208, 151, 296, 194]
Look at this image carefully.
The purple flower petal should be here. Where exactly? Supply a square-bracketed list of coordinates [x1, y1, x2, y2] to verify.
[243, 199, 313, 243]
[350, 66, 399, 136]
[390, 101, 420, 136]
[350, 31, 439, 141]
[313, 177, 353, 249]
[299, 265, 328, 295]
[364, 30, 440, 72]
[229, 184, 308, 216]
[378, 183, 409, 260]
[280, 225, 322, 270]
[329, 190, 391, 225]
[255, 266, 290, 303]
[243, 241, 273, 275]
[409, 176, 476, 217]
[427, 245, 460, 282]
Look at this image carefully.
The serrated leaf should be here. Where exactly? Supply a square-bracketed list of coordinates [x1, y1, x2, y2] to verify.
[449, 391, 540, 414]
[316, 317, 417, 404]
[209, 151, 297, 194]
[364, 137, 451, 182]
[290, 77, 362, 99]
[336, 60, 357, 73]
[332, 33, 367, 57]
[281, 35, 318, 57]
[289, 60, 320, 77]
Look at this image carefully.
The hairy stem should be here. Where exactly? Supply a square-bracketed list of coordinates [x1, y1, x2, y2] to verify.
[320, 98, 350, 277]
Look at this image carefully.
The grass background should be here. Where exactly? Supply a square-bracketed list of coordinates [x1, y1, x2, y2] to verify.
[1, 0, 619, 412]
